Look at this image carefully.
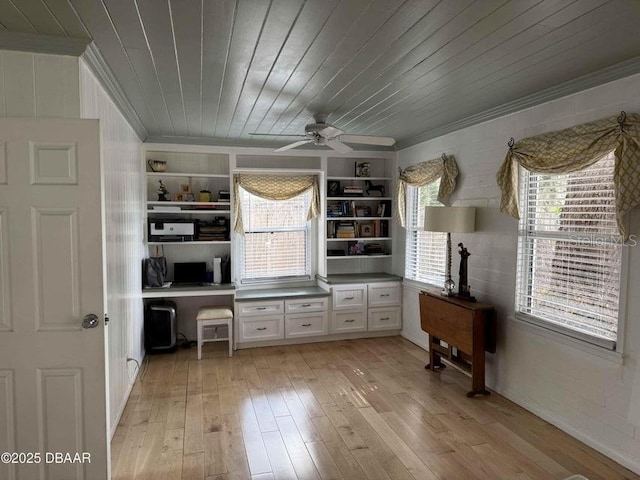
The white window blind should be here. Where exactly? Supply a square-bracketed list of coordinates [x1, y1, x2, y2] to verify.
[405, 180, 446, 285]
[516, 152, 622, 348]
[239, 187, 311, 282]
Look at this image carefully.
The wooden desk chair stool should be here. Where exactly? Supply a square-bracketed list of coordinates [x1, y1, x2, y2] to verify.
[196, 306, 233, 360]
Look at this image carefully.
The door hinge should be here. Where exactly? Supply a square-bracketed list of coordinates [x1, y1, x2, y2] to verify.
[104, 314, 110, 325]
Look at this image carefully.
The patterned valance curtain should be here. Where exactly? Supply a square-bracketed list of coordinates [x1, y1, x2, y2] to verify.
[396, 154, 459, 227]
[233, 174, 320, 235]
[496, 112, 640, 237]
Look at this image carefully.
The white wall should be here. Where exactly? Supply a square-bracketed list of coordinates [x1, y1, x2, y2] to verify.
[396, 72, 640, 472]
[0, 50, 79, 118]
[79, 59, 145, 436]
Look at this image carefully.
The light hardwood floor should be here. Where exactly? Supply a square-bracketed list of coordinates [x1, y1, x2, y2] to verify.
[111, 336, 638, 480]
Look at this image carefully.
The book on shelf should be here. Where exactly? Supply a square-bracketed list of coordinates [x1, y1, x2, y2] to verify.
[377, 200, 392, 217]
[372, 219, 389, 237]
[196, 218, 229, 241]
[343, 185, 363, 195]
[327, 200, 356, 217]
[336, 221, 356, 238]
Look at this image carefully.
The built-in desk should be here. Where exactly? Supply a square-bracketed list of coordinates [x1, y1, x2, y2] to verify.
[142, 284, 236, 298]
[235, 286, 328, 302]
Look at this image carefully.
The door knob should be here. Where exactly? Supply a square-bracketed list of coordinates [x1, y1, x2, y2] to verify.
[82, 314, 99, 329]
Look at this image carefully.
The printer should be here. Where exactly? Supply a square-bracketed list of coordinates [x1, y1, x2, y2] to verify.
[149, 220, 195, 242]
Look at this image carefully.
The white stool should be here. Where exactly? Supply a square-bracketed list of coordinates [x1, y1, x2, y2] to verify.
[196, 306, 233, 360]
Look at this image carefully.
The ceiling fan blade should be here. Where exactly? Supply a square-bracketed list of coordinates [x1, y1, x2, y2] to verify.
[249, 132, 307, 137]
[339, 134, 396, 146]
[318, 125, 344, 139]
[274, 139, 313, 152]
[326, 139, 353, 154]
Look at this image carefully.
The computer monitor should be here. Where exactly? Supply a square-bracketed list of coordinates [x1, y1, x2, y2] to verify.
[173, 262, 207, 285]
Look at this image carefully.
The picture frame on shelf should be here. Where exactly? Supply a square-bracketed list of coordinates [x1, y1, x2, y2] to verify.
[327, 180, 341, 197]
[355, 162, 370, 177]
[174, 192, 185, 202]
[180, 184, 191, 193]
[359, 221, 375, 238]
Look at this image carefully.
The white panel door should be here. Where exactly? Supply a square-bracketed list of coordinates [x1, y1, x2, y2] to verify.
[0, 118, 107, 480]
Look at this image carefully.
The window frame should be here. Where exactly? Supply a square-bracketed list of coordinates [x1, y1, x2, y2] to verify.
[404, 180, 447, 287]
[237, 184, 315, 285]
[514, 155, 628, 352]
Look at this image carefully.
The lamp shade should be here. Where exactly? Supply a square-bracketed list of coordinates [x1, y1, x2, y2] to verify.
[423, 206, 476, 233]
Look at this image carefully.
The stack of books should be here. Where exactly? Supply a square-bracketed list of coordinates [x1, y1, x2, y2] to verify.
[196, 219, 229, 241]
[336, 222, 356, 238]
[343, 185, 363, 196]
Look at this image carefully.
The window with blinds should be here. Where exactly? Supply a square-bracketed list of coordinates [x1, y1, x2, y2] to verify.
[239, 187, 312, 283]
[405, 180, 447, 285]
[516, 152, 622, 349]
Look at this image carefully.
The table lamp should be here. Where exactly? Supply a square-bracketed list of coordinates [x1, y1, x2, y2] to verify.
[423, 206, 476, 297]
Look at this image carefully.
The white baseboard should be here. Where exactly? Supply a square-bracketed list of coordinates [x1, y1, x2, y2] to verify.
[497, 388, 640, 476]
[109, 357, 143, 440]
[400, 330, 429, 351]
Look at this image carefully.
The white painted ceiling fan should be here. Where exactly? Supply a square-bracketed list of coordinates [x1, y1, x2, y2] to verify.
[250, 114, 395, 153]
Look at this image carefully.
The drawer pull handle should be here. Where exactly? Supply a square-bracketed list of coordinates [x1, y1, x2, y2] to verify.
[345, 319, 355, 323]
[302, 323, 312, 327]
[344, 296, 354, 300]
[380, 294, 390, 297]
[301, 304, 311, 307]
[256, 327, 267, 331]
[256, 307, 267, 311]
[380, 317, 390, 321]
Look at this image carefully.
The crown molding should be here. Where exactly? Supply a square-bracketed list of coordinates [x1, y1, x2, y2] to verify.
[81, 43, 147, 141]
[145, 134, 395, 151]
[397, 55, 640, 150]
[0, 31, 90, 56]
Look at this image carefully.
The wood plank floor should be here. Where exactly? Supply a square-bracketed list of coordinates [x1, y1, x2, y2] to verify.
[111, 336, 638, 480]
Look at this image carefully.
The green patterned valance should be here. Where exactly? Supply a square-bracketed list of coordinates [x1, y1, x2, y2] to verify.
[496, 111, 640, 237]
[396, 154, 459, 227]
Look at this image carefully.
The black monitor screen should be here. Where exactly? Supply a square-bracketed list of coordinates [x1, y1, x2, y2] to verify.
[173, 262, 207, 284]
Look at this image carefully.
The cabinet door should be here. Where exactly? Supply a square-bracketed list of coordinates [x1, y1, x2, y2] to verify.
[238, 300, 284, 317]
[285, 312, 328, 338]
[368, 307, 401, 331]
[239, 316, 284, 342]
[332, 285, 367, 310]
[285, 297, 328, 314]
[368, 282, 401, 307]
[331, 311, 367, 333]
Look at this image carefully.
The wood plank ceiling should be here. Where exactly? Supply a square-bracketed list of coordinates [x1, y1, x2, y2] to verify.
[2, 0, 640, 148]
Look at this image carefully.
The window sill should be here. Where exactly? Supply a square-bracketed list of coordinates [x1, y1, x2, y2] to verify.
[402, 279, 443, 293]
[513, 313, 624, 365]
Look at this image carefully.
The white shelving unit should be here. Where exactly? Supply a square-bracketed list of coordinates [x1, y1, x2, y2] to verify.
[144, 149, 232, 281]
[324, 156, 395, 276]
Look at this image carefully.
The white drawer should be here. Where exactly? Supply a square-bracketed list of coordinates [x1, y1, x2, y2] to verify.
[368, 283, 401, 307]
[332, 285, 367, 310]
[285, 297, 328, 314]
[368, 307, 401, 331]
[285, 312, 328, 338]
[331, 310, 367, 333]
[239, 316, 284, 342]
[238, 300, 284, 317]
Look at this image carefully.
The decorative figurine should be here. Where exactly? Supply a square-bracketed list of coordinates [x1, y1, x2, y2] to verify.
[157, 180, 169, 201]
[365, 180, 385, 196]
[457, 242, 474, 300]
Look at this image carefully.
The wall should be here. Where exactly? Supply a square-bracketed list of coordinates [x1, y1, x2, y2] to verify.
[0, 50, 79, 118]
[396, 72, 640, 473]
[79, 59, 145, 436]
